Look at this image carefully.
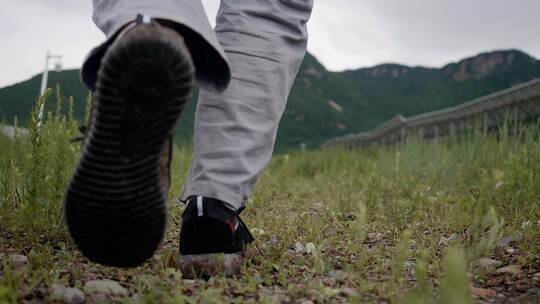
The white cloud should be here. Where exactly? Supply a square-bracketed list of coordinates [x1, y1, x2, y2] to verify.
[0, 0, 103, 87]
[0, 0, 538, 88]
[307, 0, 540, 70]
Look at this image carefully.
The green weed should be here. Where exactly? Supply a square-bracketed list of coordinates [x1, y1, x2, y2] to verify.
[0, 90, 539, 303]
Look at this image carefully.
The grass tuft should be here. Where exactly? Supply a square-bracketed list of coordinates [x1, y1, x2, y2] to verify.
[0, 90, 539, 302]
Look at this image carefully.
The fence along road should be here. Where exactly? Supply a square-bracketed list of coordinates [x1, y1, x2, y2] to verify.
[323, 78, 540, 149]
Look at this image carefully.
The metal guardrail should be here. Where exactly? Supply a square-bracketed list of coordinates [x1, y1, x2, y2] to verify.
[323, 78, 540, 149]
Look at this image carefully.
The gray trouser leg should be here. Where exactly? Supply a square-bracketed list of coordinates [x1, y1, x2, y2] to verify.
[180, 0, 314, 210]
[85, 0, 230, 91]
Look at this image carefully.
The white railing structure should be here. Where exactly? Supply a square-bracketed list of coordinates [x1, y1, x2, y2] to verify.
[0, 125, 29, 139]
[36, 51, 63, 140]
[323, 78, 540, 149]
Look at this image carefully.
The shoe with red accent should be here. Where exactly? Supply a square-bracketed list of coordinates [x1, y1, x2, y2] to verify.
[178, 196, 254, 278]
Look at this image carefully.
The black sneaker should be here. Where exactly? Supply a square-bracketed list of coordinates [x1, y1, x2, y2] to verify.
[178, 196, 254, 278]
[64, 15, 194, 267]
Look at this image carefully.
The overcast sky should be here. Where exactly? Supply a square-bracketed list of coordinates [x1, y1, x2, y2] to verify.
[0, 0, 539, 88]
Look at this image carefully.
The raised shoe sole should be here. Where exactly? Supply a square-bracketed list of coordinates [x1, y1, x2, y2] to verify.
[64, 23, 194, 267]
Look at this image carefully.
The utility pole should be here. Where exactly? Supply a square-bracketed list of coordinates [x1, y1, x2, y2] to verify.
[40, 51, 63, 97]
[37, 51, 63, 134]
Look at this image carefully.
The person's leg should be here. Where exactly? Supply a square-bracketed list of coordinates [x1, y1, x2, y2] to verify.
[67, 0, 237, 267]
[180, 0, 314, 211]
[178, 0, 314, 278]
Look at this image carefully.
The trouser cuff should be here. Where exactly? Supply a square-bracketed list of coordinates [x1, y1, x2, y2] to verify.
[179, 181, 246, 212]
[81, 10, 230, 92]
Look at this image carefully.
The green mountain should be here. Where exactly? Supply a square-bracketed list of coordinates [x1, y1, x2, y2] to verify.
[1, 49, 539, 151]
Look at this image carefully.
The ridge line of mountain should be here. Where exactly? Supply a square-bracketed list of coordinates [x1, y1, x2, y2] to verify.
[1, 49, 539, 151]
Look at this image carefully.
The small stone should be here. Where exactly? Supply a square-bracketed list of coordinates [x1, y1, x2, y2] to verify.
[88, 293, 109, 303]
[496, 264, 522, 275]
[84, 279, 127, 296]
[8, 254, 28, 270]
[9, 254, 28, 264]
[294, 242, 305, 253]
[328, 270, 337, 277]
[470, 286, 496, 298]
[476, 258, 503, 268]
[50, 284, 85, 304]
[505, 247, 516, 254]
[178, 253, 243, 278]
[497, 234, 523, 247]
[251, 228, 266, 236]
[312, 202, 324, 209]
[305, 243, 316, 254]
[340, 287, 359, 297]
[328, 270, 349, 280]
[533, 272, 540, 278]
[367, 232, 383, 243]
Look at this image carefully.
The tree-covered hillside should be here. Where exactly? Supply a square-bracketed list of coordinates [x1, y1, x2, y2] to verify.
[1, 49, 539, 151]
